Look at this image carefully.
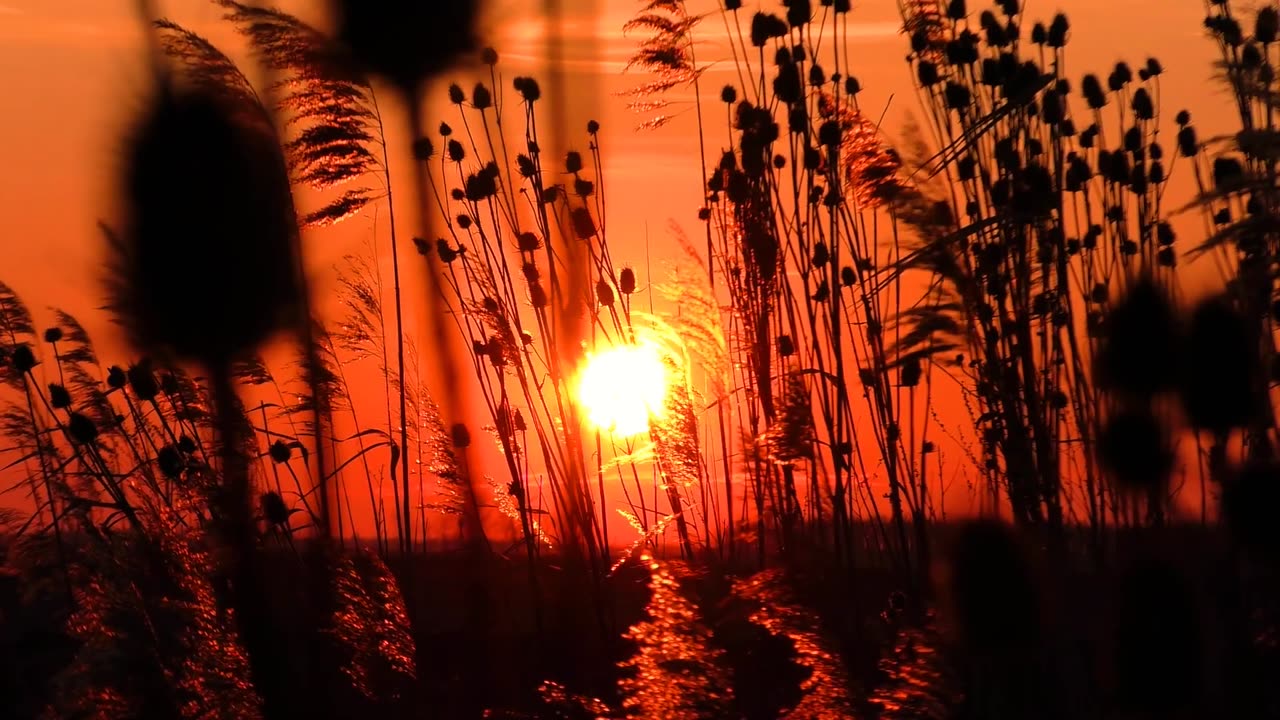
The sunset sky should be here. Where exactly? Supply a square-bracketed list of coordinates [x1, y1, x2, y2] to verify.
[0, 0, 1239, 531]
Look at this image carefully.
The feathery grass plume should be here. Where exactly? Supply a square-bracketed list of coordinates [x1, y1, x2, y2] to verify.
[311, 545, 417, 710]
[214, 1, 382, 227]
[618, 556, 734, 719]
[622, 0, 704, 131]
[42, 508, 262, 720]
[867, 619, 960, 720]
[733, 569, 855, 717]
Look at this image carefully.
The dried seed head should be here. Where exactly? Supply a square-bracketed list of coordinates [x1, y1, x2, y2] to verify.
[777, 334, 795, 357]
[472, 83, 492, 110]
[750, 12, 788, 47]
[10, 344, 36, 374]
[413, 137, 435, 160]
[48, 383, 72, 409]
[448, 83, 466, 104]
[269, 440, 292, 464]
[513, 76, 541, 102]
[1257, 7, 1279, 44]
[260, 490, 290, 525]
[450, 422, 471, 448]
[517, 231, 541, 252]
[43, 327, 63, 344]
[106, 365, 127, 390]
[571, 207, 596, 239]
[565, 151, 583, 173]
[595, 279, 615, 307]
[1047, 13, 1069, 47]
[127, 361, 159, 401]
[67, 412, 98, 444]
[619, 267, 637, 295]
[440, 238, 463, 264]
[158, 444, 184, 479]
[528, 281, 547, 308]
[721, 85, 738, 104]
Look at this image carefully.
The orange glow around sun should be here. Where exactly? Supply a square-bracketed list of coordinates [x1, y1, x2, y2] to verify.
[577, 343, 669, 436]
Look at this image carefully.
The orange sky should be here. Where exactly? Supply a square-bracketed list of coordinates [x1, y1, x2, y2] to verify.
[0, 0, 1241, 536]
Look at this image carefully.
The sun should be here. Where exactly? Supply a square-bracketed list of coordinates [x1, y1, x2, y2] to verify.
[577, 342, 669, 436]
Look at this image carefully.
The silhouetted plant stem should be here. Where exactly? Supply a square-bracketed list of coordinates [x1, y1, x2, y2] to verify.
[209, 366, 280, 716]
[406, 94, 488, 555]
[369, 91, 414, 558]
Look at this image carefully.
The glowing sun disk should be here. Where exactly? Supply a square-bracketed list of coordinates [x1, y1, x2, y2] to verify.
[577, 343, 668, 436]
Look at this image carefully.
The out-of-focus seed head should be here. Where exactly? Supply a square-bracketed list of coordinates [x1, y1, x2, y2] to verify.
[450, 422, 471, 448]
[517, 231, 541, 252]
[413, 136, 435, 160]
[1257, 7, 1279, 44]
[1094, 276, 1180, 399]
[750, 12, 788, 47]
[472, 82, 492, 110]
[1180, 294, 1265, 434]
[127, 361, 159, 402]
[48, 383, 72, 410]
[68, 412, 98, 444]
[260, 490, 291, 525]
[565, 151, 583, 173]
[113, 82, 301, 369]
[106, 365, 127, 390]
[1097, 406, 1173, 494]
[269, 440, 292, 464]
[158, 444, 184, 479]
[595, 279, 615, 307]
[513, 76, 541, 102]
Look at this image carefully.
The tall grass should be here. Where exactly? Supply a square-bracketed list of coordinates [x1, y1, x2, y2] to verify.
[4, 0, 1280, 717]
